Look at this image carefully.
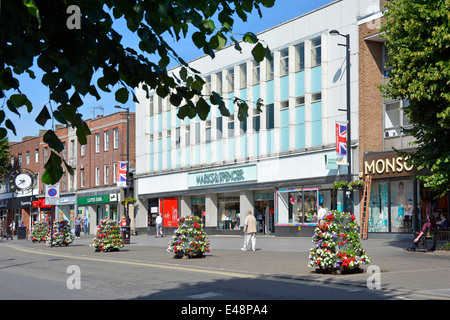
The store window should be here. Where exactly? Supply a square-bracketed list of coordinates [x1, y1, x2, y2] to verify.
[368, 180, 389, 232]
[192, 197, 205, 225]
[276, 188, 319, 225]
[218, 195, 240, 230]
[391, 179, 414, 233]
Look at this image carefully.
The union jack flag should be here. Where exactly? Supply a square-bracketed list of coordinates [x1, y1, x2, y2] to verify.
[117, 161, 127, 187]
[335, 122, 348, 165]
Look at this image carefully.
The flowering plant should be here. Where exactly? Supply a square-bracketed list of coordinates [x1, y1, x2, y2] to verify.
[90, 219, 124, 252]
[28, 220, 48, 242]
[167, 215, 210, 258]
[46, 220, 73, 246]
[349, 180, 364, 190]
[308, 210, 371, 272]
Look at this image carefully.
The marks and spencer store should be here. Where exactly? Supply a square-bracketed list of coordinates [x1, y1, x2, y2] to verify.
[364, 151, 449, 236]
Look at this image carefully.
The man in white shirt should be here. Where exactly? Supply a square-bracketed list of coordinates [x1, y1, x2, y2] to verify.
[318, 205, 327, 225]
[155, 214, 163, 238]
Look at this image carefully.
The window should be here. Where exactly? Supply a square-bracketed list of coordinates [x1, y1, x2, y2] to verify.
[384, 100, 411, 137]
[149, 95, 154, 117]
[44, 147, 48, 162]
[175, 127, 181, 148]
[113, 128, 119, 149]
[266, 104, 274, 130]
[226, 68, 234, 92]
[215, 72, 222, 94]
[104, 131, 109, 151]
[240, 116, 247, 134]
[195, 122, 201, 144]
[204, 75, 211, 95]
[280, 48, 289, 77]
[26, 151, 30, 165]
[216, 117, 223, 139]
[280, 100, 289, 110]
[252, 61, 260, 85]
[62, 172, 66, 190]
[81, 144, 85, 156]
[253, 110, 260, 133]
[205, 120, 211, 143]
[62, 141, 66, 160]
[104, 165, 109, 185]
[113, 163, 117, 183]
[70, 139, 75, 158]
[18, 154, 22, 166]
[311, 37, 321, 67]
[228, 115, 235, 137]
[296, 96, 305, 106]
[185, 125, 191, 146]
[239, 63, 247, 89]
[80, 168, 85, 187]
[266, 58, 274, 81]
[95, 166, 100, 186]
[312, 92, 322, 103]
[35, 149, 39, 163]
[295, 43, 305, 72]
[95, 133, 100, 153]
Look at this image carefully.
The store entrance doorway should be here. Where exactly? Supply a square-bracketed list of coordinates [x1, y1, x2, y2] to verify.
[254, 200, 274, 234]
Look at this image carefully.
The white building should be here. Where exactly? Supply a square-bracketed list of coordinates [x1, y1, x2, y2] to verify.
[134, 0, 383, 236]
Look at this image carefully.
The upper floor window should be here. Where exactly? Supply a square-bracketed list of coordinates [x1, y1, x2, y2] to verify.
[280, 48, 289, 77]
[239, 63, 247, 89]
[266, 58, 274, 81]
[104, 131, 109, 151]
[226, 68, 234, 92]
[311, 37, 321, 67]
[295, 43, 305, 72]
[252, 61, 260, 85]
[113, 128, 119, 149]
[95, 133, 100, 153]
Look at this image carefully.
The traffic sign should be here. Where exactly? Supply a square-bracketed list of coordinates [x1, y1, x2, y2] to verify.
[45, 183, 60, 205]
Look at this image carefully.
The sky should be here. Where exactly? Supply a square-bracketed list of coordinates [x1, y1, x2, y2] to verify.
[7, 0, 334, 143]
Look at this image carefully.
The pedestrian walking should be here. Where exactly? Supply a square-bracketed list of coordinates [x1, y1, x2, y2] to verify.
[241, 211, 257, 251]
[156, 213, 163, 238]
[82, 215, 88, 235]
[74, 215, 82, 239]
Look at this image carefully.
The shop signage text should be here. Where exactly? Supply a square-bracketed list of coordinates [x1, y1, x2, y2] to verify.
[188, 165, 257, 188]
[77, 194, 117, 206]
[364, 152, 415, 179]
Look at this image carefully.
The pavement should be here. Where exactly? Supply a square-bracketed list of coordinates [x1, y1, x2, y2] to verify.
[2, 232, 450, 299]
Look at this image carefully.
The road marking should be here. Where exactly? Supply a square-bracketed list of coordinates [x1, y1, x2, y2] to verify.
[7, 245, 256, 279]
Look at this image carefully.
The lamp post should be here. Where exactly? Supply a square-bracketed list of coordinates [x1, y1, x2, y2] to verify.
[330, 29, 352, 212]
[115, 105, 130, 225]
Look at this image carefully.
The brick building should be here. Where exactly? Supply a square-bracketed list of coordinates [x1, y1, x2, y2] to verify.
[0, 111, 135, 237]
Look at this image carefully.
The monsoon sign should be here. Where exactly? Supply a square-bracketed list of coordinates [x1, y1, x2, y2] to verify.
[188, 165, 257, 188]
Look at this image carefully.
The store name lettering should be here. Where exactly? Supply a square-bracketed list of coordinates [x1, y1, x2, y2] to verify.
[364, 156, 414, 175]
[87, 196, 103, 203]
[195, 169, 245, 186]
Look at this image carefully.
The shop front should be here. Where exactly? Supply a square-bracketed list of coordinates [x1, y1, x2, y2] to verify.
[363, 151, 449, 236]
[77, 193, 119, 232]
[56, 194, 77, 231]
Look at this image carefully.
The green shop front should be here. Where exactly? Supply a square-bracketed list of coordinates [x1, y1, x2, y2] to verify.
[77, 193, 119, 232]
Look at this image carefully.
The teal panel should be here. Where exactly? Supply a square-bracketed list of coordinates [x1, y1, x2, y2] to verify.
[228, 93, 235, 113]
[195, 145, 201, 165]
[280, 127, 289, 152]
[185, 147, 190, 167]
[280, 109, 290, 128]
[158, 138, 162, 153]
[158, 152, 162, 171]
[266, 80, 274, 104]
[217, 140, 223, 162]
[295, 105, 305, 124]
[267, 130, 274, 154]
[239, 88, 247, 101]
[311, 102, 322, 121]
[149, 141, 154, 172]
[295, 124, 305, 149]
[205, 143, 211, 164]
[167, 110, 171, 129]
[240, 135, 247, 159]
[295, 71, 305, 97]
[253, 133, 260, 156]
[158, 114, 162, 131]
[311, 121, 322, 146]
[176, 115, 180, 127]
[280, 76, 289, 101]
[167, 150, 171, 169]
[311, 66, 322, 93]
[228, 138, 235, 160]
[175, 149, 181, 168]
[252, 84, 260, 108]
[184, 118, 190, 125]
[149, 116, 154, 133]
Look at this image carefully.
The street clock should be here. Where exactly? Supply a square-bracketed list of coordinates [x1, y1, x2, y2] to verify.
[9, 168, 35, 194]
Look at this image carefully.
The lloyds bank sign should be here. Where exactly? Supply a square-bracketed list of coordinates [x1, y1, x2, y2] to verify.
[188, 165, 257, 188]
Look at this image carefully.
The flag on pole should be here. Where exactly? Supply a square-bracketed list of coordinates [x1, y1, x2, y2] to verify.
[117, 161, 127, 187]
[335, 121, 348, 165]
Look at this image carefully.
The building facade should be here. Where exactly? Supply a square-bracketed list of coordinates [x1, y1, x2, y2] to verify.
[135, 0, 386, 236]
[0, 111, 135, 237]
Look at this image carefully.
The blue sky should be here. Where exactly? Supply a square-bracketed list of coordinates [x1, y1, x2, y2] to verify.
[8, 0, 333, 143]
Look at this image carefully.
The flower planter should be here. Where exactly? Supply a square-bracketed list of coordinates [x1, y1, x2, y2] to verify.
[168, 216, 210, 259]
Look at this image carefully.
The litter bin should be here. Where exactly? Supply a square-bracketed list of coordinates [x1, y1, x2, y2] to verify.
[121, 226, 130, 244]
[17, 226, 27, 240]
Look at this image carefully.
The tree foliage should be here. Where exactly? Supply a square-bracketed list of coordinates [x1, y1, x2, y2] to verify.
[380, 0, 450, 196]
[0, 0, 274, 184]
[0, 137, 11, 178]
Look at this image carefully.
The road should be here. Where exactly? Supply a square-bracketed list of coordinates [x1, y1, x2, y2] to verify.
[0, 238, 445, 302]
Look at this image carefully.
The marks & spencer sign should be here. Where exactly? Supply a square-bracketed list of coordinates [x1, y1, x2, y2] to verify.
[188, 165, 257, 188]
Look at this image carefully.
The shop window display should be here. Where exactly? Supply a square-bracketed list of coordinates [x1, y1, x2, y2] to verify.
[276, 188, 319, 225]
[218, 196, 240, 230]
